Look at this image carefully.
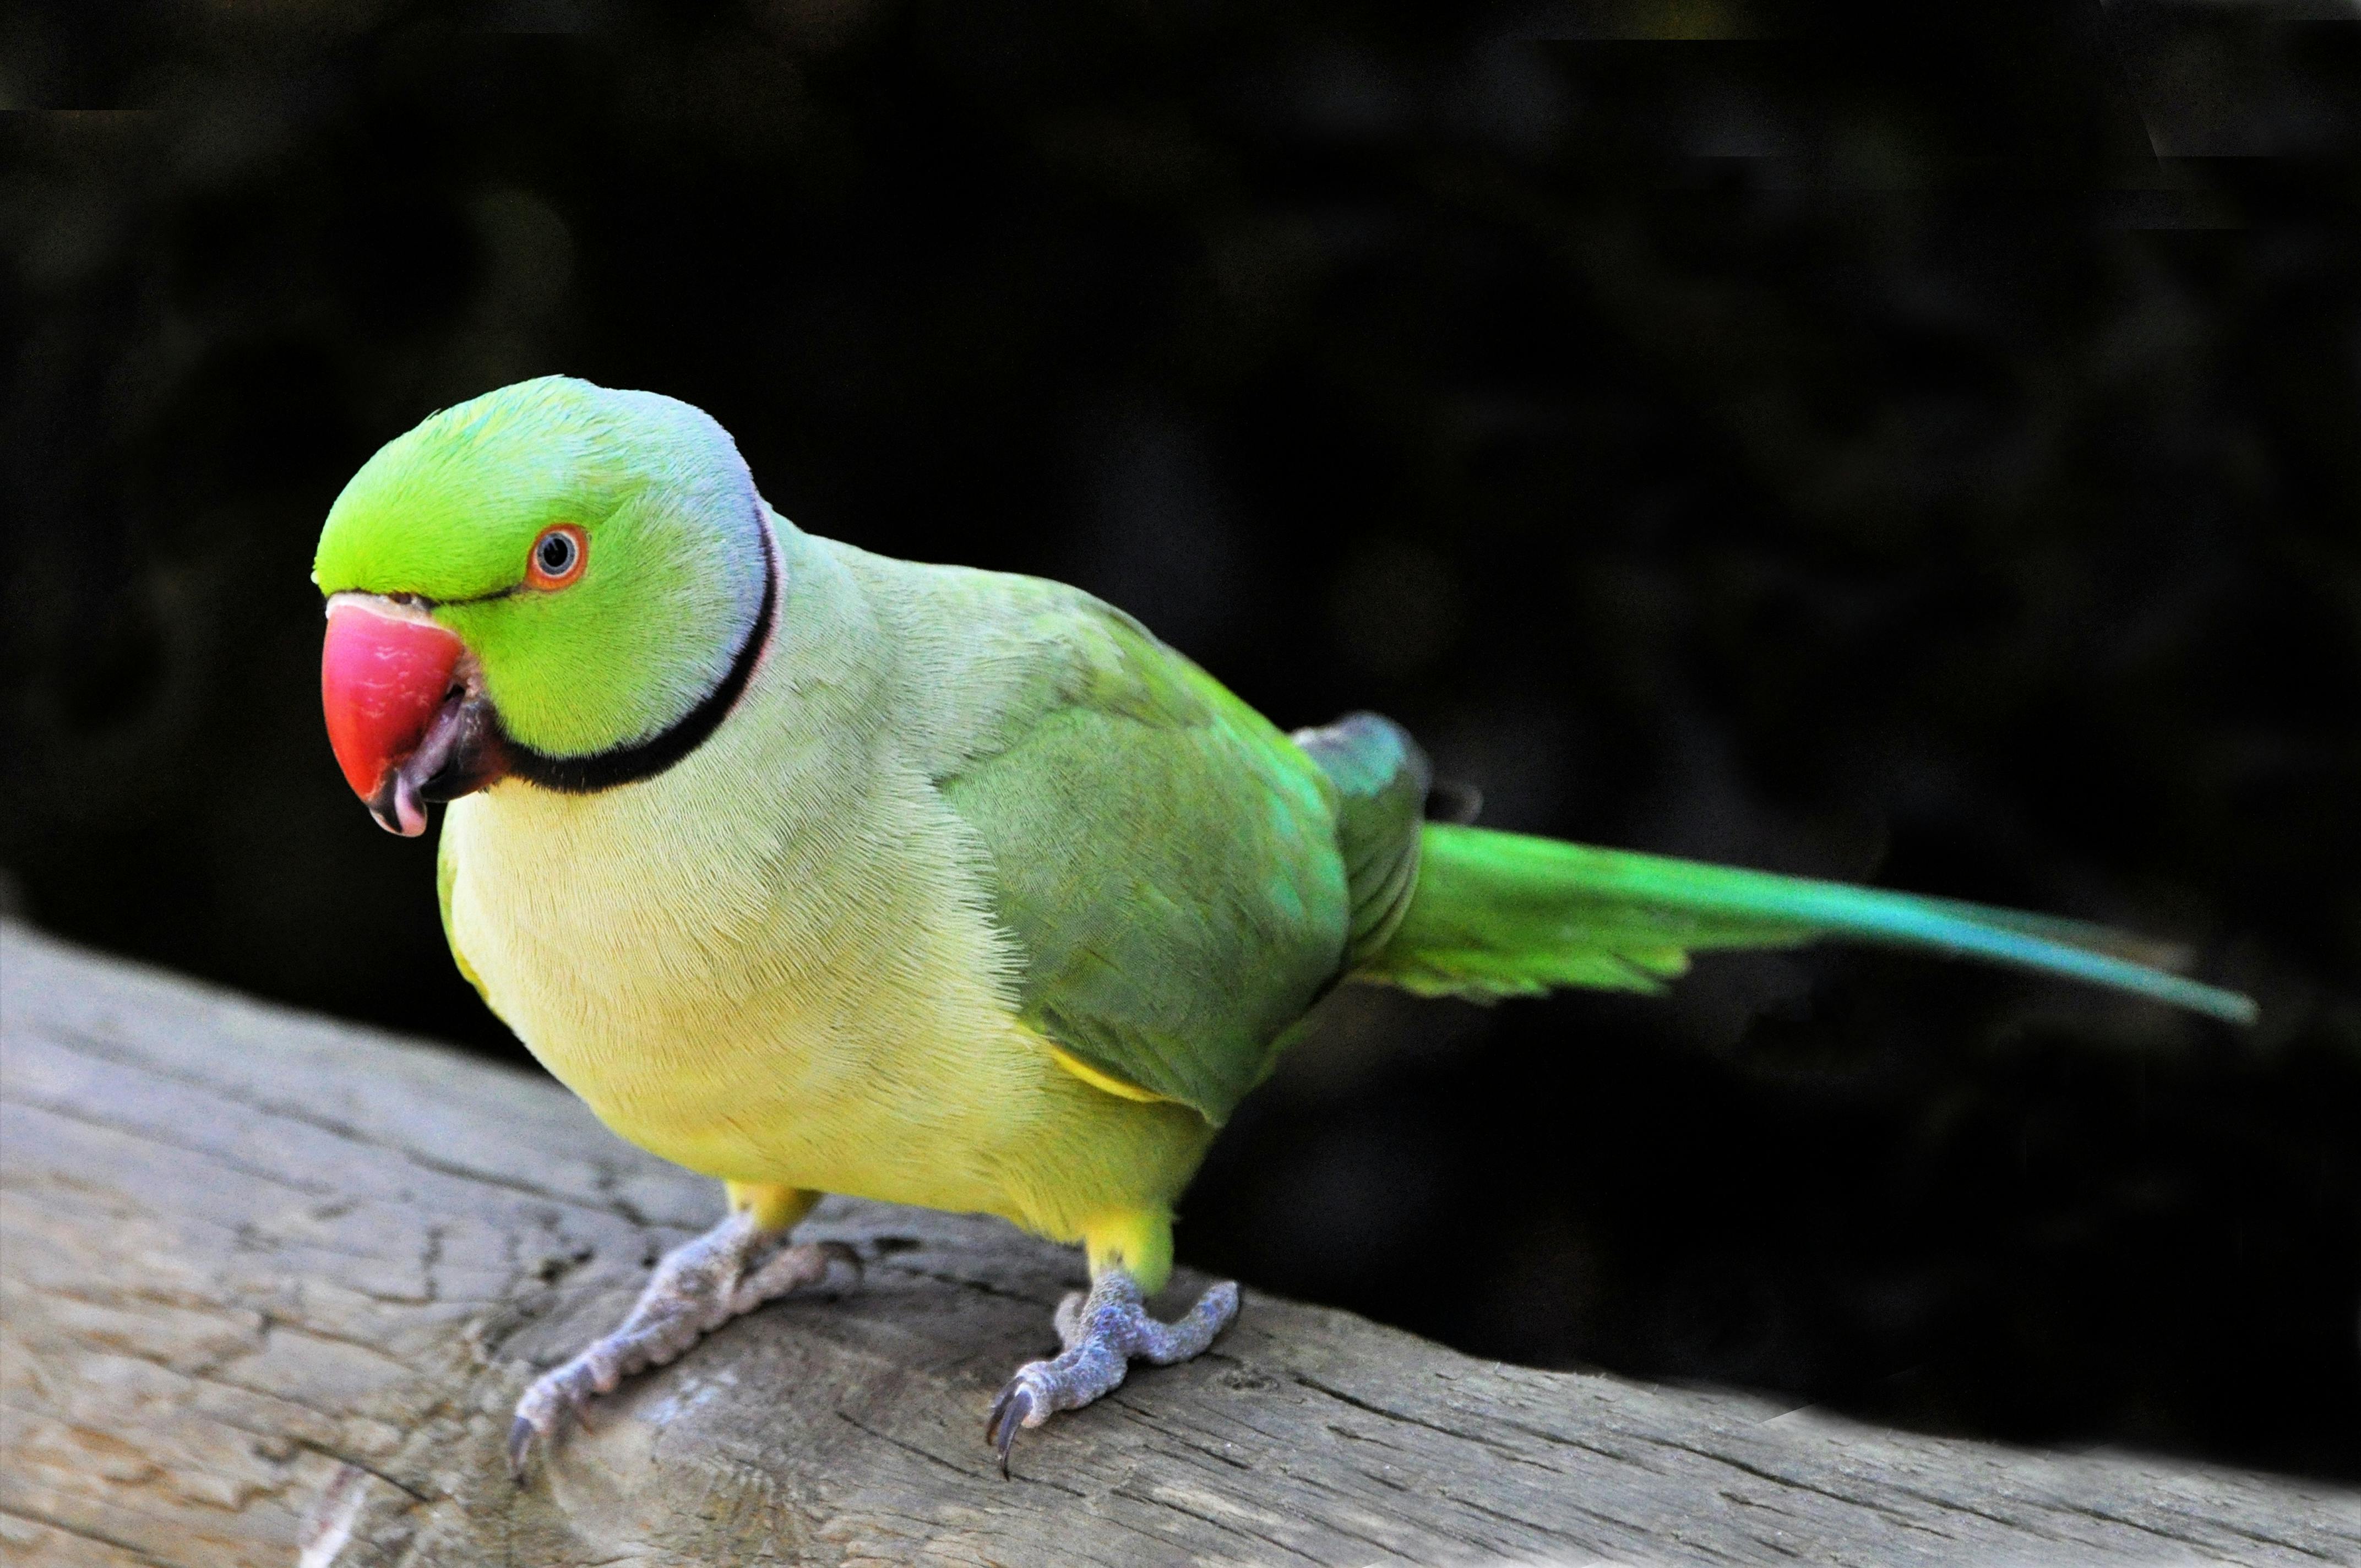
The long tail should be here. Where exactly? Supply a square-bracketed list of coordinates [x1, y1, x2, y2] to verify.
[1358, 823, 2256, 1025]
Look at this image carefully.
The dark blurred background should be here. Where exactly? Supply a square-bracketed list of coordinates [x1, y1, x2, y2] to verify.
[7, 0, 2359, 1480]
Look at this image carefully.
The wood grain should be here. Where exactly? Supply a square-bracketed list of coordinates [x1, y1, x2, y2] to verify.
[4, 921, 2354, 1566]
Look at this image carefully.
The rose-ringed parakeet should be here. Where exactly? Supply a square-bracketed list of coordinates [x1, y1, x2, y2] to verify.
[310, 376, 2256, 1478]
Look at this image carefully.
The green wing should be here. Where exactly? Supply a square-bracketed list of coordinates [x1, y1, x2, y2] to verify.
[934, 598, 1353, 1124]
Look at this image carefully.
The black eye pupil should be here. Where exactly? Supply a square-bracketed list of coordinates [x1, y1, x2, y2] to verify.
[538, 535, 574, 573]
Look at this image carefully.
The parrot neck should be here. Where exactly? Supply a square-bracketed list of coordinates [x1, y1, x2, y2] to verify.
[498, 503, 780, 796]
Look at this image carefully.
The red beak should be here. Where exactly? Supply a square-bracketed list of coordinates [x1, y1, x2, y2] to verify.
[322, 601, 465, 837]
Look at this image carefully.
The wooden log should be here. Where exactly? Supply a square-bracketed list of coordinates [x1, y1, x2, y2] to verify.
[3, 919, 2355, 1567]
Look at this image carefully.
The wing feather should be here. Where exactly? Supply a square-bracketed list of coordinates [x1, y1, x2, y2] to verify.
[933, 599, 1351, 1123]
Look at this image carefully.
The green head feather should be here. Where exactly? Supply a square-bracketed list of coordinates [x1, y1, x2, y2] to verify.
[313, 377, 768, 758]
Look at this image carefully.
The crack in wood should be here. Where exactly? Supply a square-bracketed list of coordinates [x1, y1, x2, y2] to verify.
[0, 1501, 198, 1568]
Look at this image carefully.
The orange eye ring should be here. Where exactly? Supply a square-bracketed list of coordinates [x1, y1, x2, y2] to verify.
[525, 524, 588, 590]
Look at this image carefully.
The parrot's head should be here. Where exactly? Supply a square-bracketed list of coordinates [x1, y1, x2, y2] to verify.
[312, 375, 772, 835]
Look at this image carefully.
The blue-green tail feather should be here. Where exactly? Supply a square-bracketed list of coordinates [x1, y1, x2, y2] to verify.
[1361, 823, 2256, 1026]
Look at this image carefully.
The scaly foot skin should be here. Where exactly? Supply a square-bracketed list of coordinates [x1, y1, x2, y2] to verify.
[508, 1208, 858, 1479]
[984, 1268, 1239, 1475]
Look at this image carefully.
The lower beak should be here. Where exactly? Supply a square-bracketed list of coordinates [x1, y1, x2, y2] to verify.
[320, 600, 504, 836]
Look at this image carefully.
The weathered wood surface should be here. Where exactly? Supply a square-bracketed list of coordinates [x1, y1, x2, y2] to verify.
[3, 921, 2356, 1568]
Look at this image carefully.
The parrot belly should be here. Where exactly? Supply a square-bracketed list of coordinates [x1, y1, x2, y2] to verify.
[435, 706, 1215, 1246]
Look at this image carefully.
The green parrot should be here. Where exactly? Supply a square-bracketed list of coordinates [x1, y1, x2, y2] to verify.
[311, 376, 2256, 1478]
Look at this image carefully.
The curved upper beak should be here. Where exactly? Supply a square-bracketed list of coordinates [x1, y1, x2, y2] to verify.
[321, 598, 502, 836]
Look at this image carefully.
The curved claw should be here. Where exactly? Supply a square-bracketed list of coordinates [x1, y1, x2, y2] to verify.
[507, 1415, 537, 1484]
[985, 1382, 1035, 1478]
[816, 1239, 863, 1288]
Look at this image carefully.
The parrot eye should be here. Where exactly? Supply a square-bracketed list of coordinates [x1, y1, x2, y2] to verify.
[526, 524, 587, 589]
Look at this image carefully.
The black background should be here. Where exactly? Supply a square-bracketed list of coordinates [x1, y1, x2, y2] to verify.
[7, 1, 2359, 1478]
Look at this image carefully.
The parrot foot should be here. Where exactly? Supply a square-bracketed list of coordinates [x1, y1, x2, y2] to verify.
[983, 1268, 1238, 1476]
[507, 1208, 858, 1481]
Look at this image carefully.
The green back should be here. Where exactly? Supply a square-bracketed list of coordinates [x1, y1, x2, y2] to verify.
[1290, 712, 1431, 966]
